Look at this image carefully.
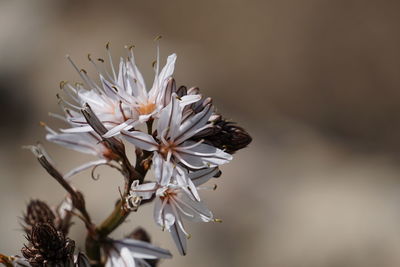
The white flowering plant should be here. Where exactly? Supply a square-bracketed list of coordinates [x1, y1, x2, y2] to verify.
[0, 40, 251, 267]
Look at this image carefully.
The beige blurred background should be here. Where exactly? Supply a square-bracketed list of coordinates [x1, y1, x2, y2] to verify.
[2, 0, 400, 266]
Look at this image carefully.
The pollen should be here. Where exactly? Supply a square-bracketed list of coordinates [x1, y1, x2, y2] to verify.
[138, 102, 156, 115]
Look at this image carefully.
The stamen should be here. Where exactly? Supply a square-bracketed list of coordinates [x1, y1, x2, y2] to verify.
[56, 94, 81, 110]
[48, 112, 68, 122]
[66, 55, 94, 89]
[169, 198, 194, 218]
[59, 80, 67, 90]
[105, 42, 117, 82]
[173, 196, 212, 220]
[39, 121, 57, 135]
[88, 54, 114, 81]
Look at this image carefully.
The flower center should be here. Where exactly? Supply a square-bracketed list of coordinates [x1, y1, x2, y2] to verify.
[159, 189, 177, 202]
[137, 102, 156, 115]
[159, 142, 176, 159]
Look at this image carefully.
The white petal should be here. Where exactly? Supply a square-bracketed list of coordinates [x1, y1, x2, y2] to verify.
[175, 167, 201, 201]
[175, 191, 213, 222]
[103, 119, 136, 138]
[105, 250, 121, 267]
[174, 104, 213, 144]
[170, 222, 187, 256]
[119, 247, 136, 267]
[153, 153, 173, 186]
[150, 53, 177, 100]
[46, 133, 98, 156]
[116, 239, 172, 259]
[157, 94, 181, 140]
[61, 125, 94, 133]
[63, 159, 108, 181]
[179, 94, 201, 107]
[189, 167, 220, 186]
[154, 200, 175, 230]
[176, 142, 232, 168]
[132, 182, 157, 200]
[121, 130, 159, 151]
[153, 198, 165, 227]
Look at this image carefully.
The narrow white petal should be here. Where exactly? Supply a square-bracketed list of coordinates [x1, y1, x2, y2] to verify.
[153, 198, 165, 227]
[170, 222, 187, 256]
[103, 119, 136, 138]
[157, 94, 181, 140]
[150, 53, 177, 100]
[175, 104, 213, 144]
[63, 159, 108, 181]
[189, 167, 220, 186]
[132, 182, 158, 200]
[177, 142, 232, 168]
[61, 125, 94, 133]
[46, 133, 99, 156]
[179, 94, 201, 107]
[121, 130, 159, 151]
[153, 153, 173, 186]
[119, 246, 136, 267]
[175, 192, 213, 222]
[116, 239, 172, 259]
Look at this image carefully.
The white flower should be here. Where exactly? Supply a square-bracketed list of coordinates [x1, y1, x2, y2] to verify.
[104, 238, 172, 267]
[43, 123, 116, 180]
[129, 167, 219, 255]
[59, 45, 177, 137]
[122, 94, 233, 175]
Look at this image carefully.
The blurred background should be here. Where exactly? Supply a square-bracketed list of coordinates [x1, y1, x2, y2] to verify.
[2, 0, 400, 266]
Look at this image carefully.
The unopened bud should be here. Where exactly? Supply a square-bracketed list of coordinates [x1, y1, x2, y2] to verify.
[23, 200, 55, 234]
[22, 223, 75, 267]
[192, 116, 252, 154]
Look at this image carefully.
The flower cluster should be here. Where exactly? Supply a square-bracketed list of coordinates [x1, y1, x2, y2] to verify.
[1, 42, 251, 266]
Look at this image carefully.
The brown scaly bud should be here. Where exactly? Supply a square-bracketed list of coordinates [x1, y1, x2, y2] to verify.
[192, 115, 252, 154]
[127, 227, 158, 267]
[22, 223, 75, 267]
[23, 200, 56, 234]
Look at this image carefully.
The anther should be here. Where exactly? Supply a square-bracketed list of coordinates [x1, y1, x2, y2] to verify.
[213, 219, 223, 223]
[97, 58, 104, 63]
[106, 42, 110, 50]
[87, 54, 92, 61]
[59, 81, 67, 89]
[154, 35, 162, 41]
[125, 44, 135, 50]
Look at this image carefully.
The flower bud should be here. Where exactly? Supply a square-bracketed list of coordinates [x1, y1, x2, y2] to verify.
[23, 200, 55, 234]
[192, 115, 252, 154]
[21, 223, 75, 267]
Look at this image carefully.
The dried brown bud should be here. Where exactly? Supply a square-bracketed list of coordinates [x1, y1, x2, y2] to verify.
[192, 115, 252, 154]
[23, 200, 56, 234]
[22, 223, 75, 267]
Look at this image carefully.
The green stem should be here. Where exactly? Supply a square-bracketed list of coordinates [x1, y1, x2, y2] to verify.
[96, 200, 129, 237]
